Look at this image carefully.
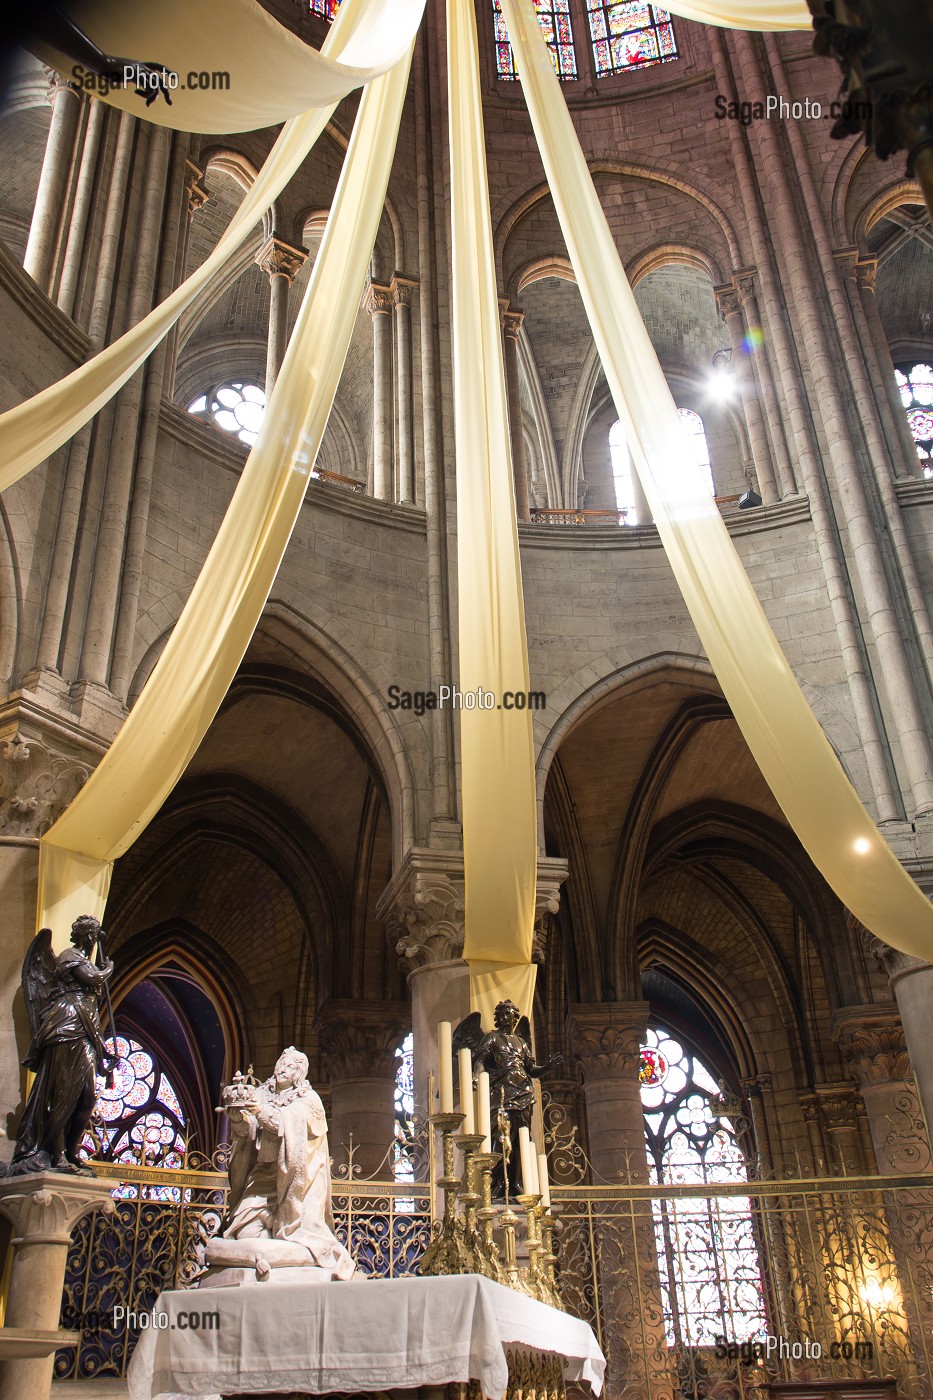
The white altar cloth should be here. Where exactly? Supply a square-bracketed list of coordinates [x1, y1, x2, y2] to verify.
[126, 1273, 605, 1400]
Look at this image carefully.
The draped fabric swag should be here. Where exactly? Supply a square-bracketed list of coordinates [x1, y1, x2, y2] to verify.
[37, 27, 421, 941]
[2, 0, 928, 997]
[448, 0, 538, 1022]
[497, 0, 933, 963]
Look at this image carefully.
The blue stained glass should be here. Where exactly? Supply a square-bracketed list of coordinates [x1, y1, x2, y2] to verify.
[493, 0, 577, 80]
[309, 0, 340, 17]
[81, 1034, 188, 1169]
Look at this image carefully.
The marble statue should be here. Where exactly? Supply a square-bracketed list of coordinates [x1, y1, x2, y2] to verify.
[454, 1000, 560, 1198]
[204, 1047, 356, 1284]
[5, 916, 115, 1177]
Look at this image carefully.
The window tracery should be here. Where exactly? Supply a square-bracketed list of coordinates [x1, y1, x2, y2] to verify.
[188, 381, 266, 446]
[677, 406, 715, 496]
[584, 2, 676, 78]
[393, 1031, 416, 1184]
[493, 0, 578, 81]
[309, 0, 340, 18]
[83, 1034, 188, 1170]
[640, 1025, 766, 1346]
[895, 362, 933, 477]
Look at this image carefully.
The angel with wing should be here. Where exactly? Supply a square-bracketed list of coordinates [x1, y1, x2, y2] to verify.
[6, 915, 115, 1176]
[453, 999, 560, 1199]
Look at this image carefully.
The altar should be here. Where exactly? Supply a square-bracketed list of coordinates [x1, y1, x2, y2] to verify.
[126, 1274, 605, 1400]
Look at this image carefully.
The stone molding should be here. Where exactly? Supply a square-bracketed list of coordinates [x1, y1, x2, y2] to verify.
[832, 1005, 913, 1087]
[255, 235, 308, 283]
[390, 275, 418, 309]
[569, 1001, 650, 1081]
[0, 1172, 115, 1245]
[315, 1000, 410, 1081]
[0, 731, 91, 839]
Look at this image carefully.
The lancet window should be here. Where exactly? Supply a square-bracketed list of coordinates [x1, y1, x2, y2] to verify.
[393, 1031, 416, 1183]
[640, 1025, 767, 1345]
[584, 2, 676, 78]
[82, 1034, 188, 1169]
[493, 0, 578, 81]
[188, 381, 267, 446]
[677, 406, 715, 496]
[895, 362, 933, 477]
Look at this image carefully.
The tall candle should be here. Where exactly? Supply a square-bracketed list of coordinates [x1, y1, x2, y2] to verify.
[476, 1071, 491, 1152]
[518, 1125, 533, 1194]
[537, 1151, 551, 1209]
[458, 1047, 475, 1132]
[438, 1022, 453, 1112]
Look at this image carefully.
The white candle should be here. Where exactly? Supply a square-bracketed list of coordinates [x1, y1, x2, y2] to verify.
[518, 1125, 533, 1194]
[458, 1047, 475, 1132]
[477, 1071, 491, 1152]
[537, 1151, 551, 1209]
[438, 1022, 453, 1113]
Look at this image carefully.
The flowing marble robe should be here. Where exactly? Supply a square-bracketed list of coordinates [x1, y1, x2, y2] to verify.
[223, 1078, 356, 1279]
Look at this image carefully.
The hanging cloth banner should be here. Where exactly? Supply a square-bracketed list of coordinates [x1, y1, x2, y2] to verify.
[0, 0, 424, 490]
[448, 0, 538, 1023]
[38, 27, 420, 942]
[658, 0, 809, 28]
[499, 0, 933, 963]
[34, 0, 421, 133]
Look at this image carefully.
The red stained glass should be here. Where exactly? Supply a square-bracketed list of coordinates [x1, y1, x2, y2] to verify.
[493, 0, 578, 80]
[587, 0, 678, 77]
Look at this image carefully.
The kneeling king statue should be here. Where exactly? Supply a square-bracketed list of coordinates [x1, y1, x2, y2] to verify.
[203, 1047, 356, 1284]
[5, 915, 116, 1176]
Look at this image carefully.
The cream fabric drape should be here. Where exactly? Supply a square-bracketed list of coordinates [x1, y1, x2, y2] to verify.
[0, 0, 425, 490]
[37, 0, 421, 132]
[448, 0, 538, 1022]
[660, 0, 809, 29]
[38, 29, 420, 943]
[500, 0, 933, 964]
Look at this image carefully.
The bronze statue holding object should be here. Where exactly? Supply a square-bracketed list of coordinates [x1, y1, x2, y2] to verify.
[454, 1000, 560, 1199]
[5, 915, 116, 1177]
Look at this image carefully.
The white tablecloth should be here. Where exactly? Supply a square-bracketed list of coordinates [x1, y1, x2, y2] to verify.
[126, 1273, 605, 1400]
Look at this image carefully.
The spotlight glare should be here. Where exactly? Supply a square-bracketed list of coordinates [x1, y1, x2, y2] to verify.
[853, 837, 871, 855]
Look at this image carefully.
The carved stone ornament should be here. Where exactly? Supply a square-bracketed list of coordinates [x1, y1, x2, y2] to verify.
[832, 1005, 913, 1087]
[315, 1000, 410, 1081]
[365, 282, 393, 320]
[851, 911, 928, 982]
[714, 283, 742, 321]
[0, 732, 90, 838]
[256, 235, 307, 284]
[569, 1001, 650, 1081]
[0, 1172, 115, 1245]
[380, 857, 466, 969]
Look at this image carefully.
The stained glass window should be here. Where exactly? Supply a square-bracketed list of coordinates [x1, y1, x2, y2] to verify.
[677, 406, 715, 497]
[608, 419, 638, 523]
[188, 381, 266, 446]
[641, 1025, 767, 1346]
[493, 0, 578, 81]
[309, 0, 340, 18]
[585, 2, 677, 78]
[393, 1031, 416, 1184]
[895, 363, 933, 478]
[82, 1034, 187, 1170]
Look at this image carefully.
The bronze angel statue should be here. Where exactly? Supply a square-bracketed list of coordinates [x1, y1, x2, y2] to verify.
[6, 915, 115, 1176]
[453, 999, 560, 1199]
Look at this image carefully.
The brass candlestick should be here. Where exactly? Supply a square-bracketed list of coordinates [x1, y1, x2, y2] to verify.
[455, 1132, 485, 1237]
[421, 1111, 476, 1276]
[517, 1193, 547, 1303]
[539, 1204, 562, 1309]
[474, 1150, 505, 1283]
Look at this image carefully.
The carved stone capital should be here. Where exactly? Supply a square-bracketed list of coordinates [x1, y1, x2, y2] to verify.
[184, 159, 209, 217]
[855, 911, 928, 983]
[365, 282, 393, 320]
[739, 1073, 772, 1097]
[315, 1000, 410, 1081]
[390, 276, 418, 310]
[532, 856, 569, 965]
[378, 851, 466, 969]
[714, 283, 741, 321]
[501, 307, 524, 341]
[855, 259, 878, 294]
[813, 1082, 863, 1133]
[0, 1172, 115, 1245]
[569, 1001, 650, 1081]
[732, 267, 759, 308]
[0, 731, 90, 839]
[832, 1005, 912, 1087]
[256, 235, 307, 283]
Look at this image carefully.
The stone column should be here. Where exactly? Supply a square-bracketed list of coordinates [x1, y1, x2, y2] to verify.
[23, 74, 82, 293]
[863, 932, 933, 1144]
[162, 157, 208, 402]
[733, 270, 797, 498]
[501, 308, 531, 523]
[0, 1173, 116, 1400]
[256, 236, 307, 396]
[714, 282, 778, 503]
[570, 1002, 675, 1400]
[367, 283, 394, 500]
[316, 1001, 410, 1179]
[392, 277, 418, 505]
[813, 1082, 869, 1174]
[833, 1006, 930, 1175]
[56, 96, 106, 317]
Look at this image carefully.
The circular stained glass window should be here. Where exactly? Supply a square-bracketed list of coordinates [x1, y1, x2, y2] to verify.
[188, 381, 267, 446]
[639, 1045, 669, 1087]
[896, 364, 933, 468]
[82, 1033, 187, 1169]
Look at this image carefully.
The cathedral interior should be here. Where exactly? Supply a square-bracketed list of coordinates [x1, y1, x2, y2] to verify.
[1, 1, 933, 1397]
